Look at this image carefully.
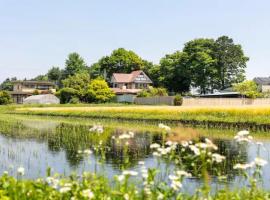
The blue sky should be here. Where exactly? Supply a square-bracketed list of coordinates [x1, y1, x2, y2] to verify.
[0, 0, 269, 82]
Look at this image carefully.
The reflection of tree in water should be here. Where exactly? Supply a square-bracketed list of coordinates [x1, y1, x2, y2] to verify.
[104, 129, 161, 169]
[213, 138, 248, 180]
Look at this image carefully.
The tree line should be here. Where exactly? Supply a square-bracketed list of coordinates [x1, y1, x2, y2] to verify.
[1, 35, 249, 96]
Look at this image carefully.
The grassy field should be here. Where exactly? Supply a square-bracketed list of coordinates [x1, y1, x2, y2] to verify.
[6, 105, 270, 129]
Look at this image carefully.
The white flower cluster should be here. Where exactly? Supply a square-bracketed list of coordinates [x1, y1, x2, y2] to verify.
[59, 183, 72, 193]
[81, 189, 94, 199]
[46, 176, 60, 189]
[17, 167, 25, 176]
[118, 132, 135, 140]
[234, 157, 268, 170]
[169, 170, 191, 191]
[158, 123, 171, 132]
[234, 130, 253, 142]
[151, 141, 177, 157]
[89, 124, 104, 134]
[78, 149, 93, 155]
[116, 170, 138, 182]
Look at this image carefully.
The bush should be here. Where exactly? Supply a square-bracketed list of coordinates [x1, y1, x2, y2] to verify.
[86, 79, 115, 103]
[174, 95, 183, 106]
[0, 91, 12, 105]
[137, 87, 168, 97]
[69, 97, 80, 104]
[58, 88, 78, 104]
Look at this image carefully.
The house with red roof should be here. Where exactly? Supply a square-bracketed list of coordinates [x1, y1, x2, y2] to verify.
[110, 70, 152, 95]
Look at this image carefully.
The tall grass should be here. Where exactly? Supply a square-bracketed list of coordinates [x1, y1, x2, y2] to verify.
[11, 106, 270, 129]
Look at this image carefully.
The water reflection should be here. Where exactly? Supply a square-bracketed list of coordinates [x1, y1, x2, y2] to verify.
[0, 117, 268, 189]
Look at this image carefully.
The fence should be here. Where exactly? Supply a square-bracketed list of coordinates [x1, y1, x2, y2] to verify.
[134, 96, 175, 105]
[116, 95, 136, 103]
[133, 97, 270, 106]
[182, 98, 270, 106]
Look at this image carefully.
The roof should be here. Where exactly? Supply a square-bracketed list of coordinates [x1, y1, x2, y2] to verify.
[111, 88, 142, 95]
[12, 80, 55, 86]
[253, 77, 270, 85]
[111, 70, 152, 83]
[23, 94, 60, 104]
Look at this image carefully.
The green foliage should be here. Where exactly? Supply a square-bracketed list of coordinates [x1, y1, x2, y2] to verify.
[62, 52, 89, 79]
[58, 88, 78, 104]
[137, 87, 168, 97]
[32, 74, 48, 81]
[183, 36, 249, 93]
[0, 91, 12, 105]
[47, 67, 61, 82]
[158, 51, 191, 93]
[33, 90, 39, 95]
[174, 95, 183, 106]
[62, 72, 91, 100]
[0, 77, 16, 91]
[91, 48, 145, 80]
[86, 79, 115, 103]
[233, 80, 261, 98]
[214, 36, 249, 89]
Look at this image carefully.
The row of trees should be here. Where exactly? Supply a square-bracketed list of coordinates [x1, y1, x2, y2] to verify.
[0, 35, 249, 95]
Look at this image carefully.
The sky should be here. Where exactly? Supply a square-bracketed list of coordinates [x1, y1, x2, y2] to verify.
[0, 0, 270, 82]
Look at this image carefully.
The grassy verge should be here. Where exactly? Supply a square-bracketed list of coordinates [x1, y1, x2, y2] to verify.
[8, 105, 270, 129]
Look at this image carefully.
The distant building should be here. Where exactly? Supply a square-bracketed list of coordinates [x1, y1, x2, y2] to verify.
[10, 80, 56, 104]
[197, 87, 242, 98]
[253, 77, 270, 92]
[110, 70, 152, 95]
[23, 94, 60, 104]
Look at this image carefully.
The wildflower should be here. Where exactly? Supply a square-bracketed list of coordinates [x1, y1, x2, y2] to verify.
[46, 177, 59, 189]
[254, 157, 268, 167]
[157, 192, 164, 200]
[119, 133, 131, 140]
[122, 170, 138, 176]
[233, 162, 254, 170]
[150, 143, 160, 149]
[117, 174, 125, 182]
[181, 141, 189, 147]
[17, 167, 25, 176]
[170, 180, 182, 191]
[81, 189, 94, 199]
[89, 125, 104, 133]
[195, 143, 208, 149]
[158, 123, 171, 132]
[237, 130, 249, 136]
[138, 161, 145, 165]
[205, 138, 218, 150]
[169, 175, 178, 181]
[84, 149, 93, 155]
[153, 152, 161, 157]
[189, 145, 200, 155]
[176, 170, 192, 177]
[212, 153, 226, 163]
[124, 193, 129, 200]
[128, 132, 134, 137]
[60, 186, 71, 193]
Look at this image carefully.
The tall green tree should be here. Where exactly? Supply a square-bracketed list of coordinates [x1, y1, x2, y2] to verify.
[0, 77, 17, 91]
[158, 51, 191, 93]
[214, 36, 249, 89]
[90, 48, 145, 80]
[47, 67, 61, 82]
[62, 52, 89, 79]
[0, 91, 12, 105]
[183, 38, 217, 94]
[62, 72, 91, 100]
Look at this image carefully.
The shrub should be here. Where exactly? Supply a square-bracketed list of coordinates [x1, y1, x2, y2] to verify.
[0, 91, 12, 105]
[137, 87, 168, 97]
[33, 89, 39, 95]
[58, 88, 78, 104]
[174, 95, 183, 106]
[86, 79, 115, 103]
[69, 96, 80, 104]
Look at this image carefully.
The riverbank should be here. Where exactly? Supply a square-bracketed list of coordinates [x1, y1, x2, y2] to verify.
[7, 105, 270, 130]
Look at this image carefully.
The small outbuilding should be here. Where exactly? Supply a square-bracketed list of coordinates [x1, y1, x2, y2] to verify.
[23, 94, 60, 104]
